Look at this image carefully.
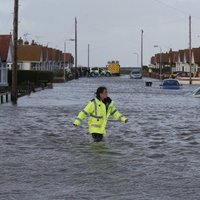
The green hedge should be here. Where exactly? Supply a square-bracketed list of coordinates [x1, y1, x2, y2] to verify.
[8, 70, 54, 86]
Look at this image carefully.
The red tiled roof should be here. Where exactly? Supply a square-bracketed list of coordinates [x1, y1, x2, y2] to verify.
[192, 48, 200, 64]
[62, 53, 74, 63]
[48, 48, 53, 61]
[169, 51, 178, 63]
[162, 53, 169, 63]
[55, 49, 62, 61]
[0, 35, 12, 62]
[184, 49, 190, 63]
[18, 44, 42, 62]
[151, 56, 156, 64]
[174, 52, 179, 63]
[178, 50, 185, 62]
[52, 49, 56, 61]
[155, 53, 169, 64]
[42, 46, 48, 61]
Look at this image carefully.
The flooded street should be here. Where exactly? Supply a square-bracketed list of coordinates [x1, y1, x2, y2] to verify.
[1, 76, 200, 200]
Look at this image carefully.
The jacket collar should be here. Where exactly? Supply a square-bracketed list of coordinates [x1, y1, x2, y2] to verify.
[96, 96, 112, 104]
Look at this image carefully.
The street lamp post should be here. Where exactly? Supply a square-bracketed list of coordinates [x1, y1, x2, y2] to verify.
[88, 44, 90, 68]
[154, 45, 162, 81]
[141, 29, 144, 68]
[68, 38, 76, 78]
[133, 52, 139, 67]
[75, 17, 78, 79]
[63, 40, 67, 83]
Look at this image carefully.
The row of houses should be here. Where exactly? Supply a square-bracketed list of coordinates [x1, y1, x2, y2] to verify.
[150, 48, 200, 74]
[0, 34, 74, 86]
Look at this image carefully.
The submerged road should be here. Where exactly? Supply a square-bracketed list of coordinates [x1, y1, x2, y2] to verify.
[1, 76, 200, 200]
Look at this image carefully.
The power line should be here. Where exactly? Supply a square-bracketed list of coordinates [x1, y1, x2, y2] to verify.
[153, 0, 200, 21]
[153, 0, 189, 15]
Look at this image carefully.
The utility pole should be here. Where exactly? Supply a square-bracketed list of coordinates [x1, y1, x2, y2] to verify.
[75, 17, 78, 79]
[63, 41, 66, 83]
[11, 0, 19, 104]
[159, 48, 162, 81]
[189, 15, 192, 85]
[88, 44, 90, 68]
[141, 29, 144, 68]
[154, 45, 162, 80]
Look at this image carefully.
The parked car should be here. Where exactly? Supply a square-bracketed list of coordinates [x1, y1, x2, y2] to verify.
[171, 71, 182, 78]
[130, 68, 142, 79]
[191, 87, 200, 98]
[89, 67, 112, 77]
[162, 72, 171, 79]
[160, 79, 182, 90]
[176, 72, 193, 78]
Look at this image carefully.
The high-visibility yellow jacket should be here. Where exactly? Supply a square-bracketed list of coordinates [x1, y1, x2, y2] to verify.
[74, 97, 127, 136]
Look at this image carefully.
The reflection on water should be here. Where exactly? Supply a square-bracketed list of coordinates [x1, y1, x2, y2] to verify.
[1, 76, 200, 200]
[90, 142, 110, 154]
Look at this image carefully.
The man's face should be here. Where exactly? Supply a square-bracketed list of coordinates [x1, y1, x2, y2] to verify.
[100, 89, 108, 100]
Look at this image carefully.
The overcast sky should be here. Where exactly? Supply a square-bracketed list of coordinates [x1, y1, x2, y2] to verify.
[1, 0, 200, 67]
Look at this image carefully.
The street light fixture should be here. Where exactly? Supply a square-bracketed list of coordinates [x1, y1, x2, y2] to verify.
[68, 39, 75, 42]
[154, 45, 162, 81]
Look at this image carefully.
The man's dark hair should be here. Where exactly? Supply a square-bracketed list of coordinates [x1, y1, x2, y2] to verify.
[96, 86, 107, 98]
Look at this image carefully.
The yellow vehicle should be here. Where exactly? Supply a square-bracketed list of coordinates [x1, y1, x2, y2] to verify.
[107, 61, 120, 76]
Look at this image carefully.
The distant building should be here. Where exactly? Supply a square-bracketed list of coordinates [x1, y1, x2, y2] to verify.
[150, 48, 200, 74]
[176, 49, 199, 73]
[176, 49, 189, 72]
[192, 48, 200, 73]
[16, 38, 74, 72]
[0, 35, 13, 86]
[18, 42, 43, 70]
[150, 52, 170, 69]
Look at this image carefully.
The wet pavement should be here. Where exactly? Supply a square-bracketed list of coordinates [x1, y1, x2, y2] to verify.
[1, 76, 200, 200]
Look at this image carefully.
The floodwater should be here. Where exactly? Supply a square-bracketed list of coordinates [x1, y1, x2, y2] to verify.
[1, 76, 200, 200]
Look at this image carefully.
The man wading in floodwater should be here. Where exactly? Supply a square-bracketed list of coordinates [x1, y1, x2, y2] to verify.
[73, 87, 128, 142]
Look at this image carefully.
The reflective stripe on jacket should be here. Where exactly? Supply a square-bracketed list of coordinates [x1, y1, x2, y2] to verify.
[74, 97, 127, 136]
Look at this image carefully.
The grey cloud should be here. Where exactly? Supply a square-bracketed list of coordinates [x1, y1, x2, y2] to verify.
[1, 0, 200, 67]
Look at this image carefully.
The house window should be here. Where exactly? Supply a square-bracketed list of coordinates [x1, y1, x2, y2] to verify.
[3, 64, 7, 83]
[0, 63, 8, 84]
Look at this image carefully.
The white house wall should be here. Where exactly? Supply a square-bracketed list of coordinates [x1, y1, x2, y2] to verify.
[7, 41, 13, 63]
[0, 63, 8, 86]
[20, 62, 31, 70]
[176, 62, 197, 73]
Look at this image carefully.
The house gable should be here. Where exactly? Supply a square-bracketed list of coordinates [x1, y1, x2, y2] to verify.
[0, 35, 12, 63]
[7, 38, 13, 63]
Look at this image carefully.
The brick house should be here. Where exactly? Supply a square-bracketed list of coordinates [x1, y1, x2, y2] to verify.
[169, 50, 178, 72]
[176, 49, 200, 73]
[151, 48, 200, 74]
[17, 38, 73, 72]
[18, 42, 43, 70]
[150, 52, 170, 69]
[191, 48, 200, 74]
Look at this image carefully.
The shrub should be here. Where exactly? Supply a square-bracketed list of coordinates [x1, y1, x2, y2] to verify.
[8, 70, 53, 87]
